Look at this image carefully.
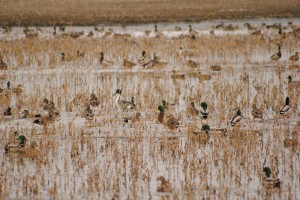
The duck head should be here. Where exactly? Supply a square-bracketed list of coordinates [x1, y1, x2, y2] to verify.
[288, 76, 292, 83]
[114, 89, 122, 95]
[18, 135, 27, 147]
[158, 105, 165, 113]
[201, 124, 210, 133]
[263, 167, 271, 178]
[201, 102, 208, 109]
[285, 97, 290, 105]
[237, 109, 242, 116]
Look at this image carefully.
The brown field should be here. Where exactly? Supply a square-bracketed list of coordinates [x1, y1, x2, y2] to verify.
[1, 0, 300, 26]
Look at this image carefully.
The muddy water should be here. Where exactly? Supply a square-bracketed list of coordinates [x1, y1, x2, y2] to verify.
[0, 20, 300, 199]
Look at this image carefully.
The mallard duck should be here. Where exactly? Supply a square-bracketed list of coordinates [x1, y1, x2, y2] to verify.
[187, 60, 200, 68]
[252, 106, 263, 120]
[230, 109, 244, 126]
[156, 176, 172, 193]
[130, 97, 136, 109]
[123, 59, 136, 68]
[76, 50, 84, 58]
[0, 56, 8, 70]
[90, 93, 100, 107]
[157, 105, 180, 130]
[187, 102, 199, 117]
[289, 52, 299, 62]
[270, 44, 281, 61]
[21, 109, 29, 118]
[114, 89, 135, 111]
[199, 102, 208, 119]
[123, 112, 141, 126]
[263, 167, 281, 188]
[33, 109, 58, 125]
[191, 124, 210, 142]
[5, 135, 27, 153]
[280, 97, 291, 115]
[42, 98, 51, 111]
[12, 84, 23, 96]
[288, 76, 300, 86]
[4, 106, 12, 116]
[83, 103, 94, 121]
[100, 52, 113, 67]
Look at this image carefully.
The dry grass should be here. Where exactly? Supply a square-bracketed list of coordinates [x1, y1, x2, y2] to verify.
[1, 0, 300, 25]
[0, 23, 299, 199]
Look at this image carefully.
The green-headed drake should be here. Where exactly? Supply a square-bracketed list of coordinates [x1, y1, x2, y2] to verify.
[199, 102, 208, 119]
[263, 167, 281, 188]
[5, 135, 27, 153]
[230, 109, 244, 126]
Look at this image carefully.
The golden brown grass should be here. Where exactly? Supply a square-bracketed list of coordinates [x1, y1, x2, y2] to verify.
[1, 0, 300, 25]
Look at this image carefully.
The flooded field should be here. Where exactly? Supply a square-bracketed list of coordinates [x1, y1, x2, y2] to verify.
[0, 18, 300, 199]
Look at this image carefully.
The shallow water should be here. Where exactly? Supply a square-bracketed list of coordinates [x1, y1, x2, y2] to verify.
[0, 19, 300, 199]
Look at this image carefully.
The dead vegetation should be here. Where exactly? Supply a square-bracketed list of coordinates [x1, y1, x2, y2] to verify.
[0, 22, 299, 199]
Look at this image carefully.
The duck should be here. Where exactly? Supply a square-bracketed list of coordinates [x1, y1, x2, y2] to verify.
[154, 24, 164, 37]
[33, 109, 59, 125]
[5, 135, 27, 153]
[187, 60, 200, 68]
[83, 103, 94, 121]
[289, 52, 299, 62]
[0, 56, 8, 70]
[188, 25, 198, 36]
[156, 176, 172, 193]
[114, 89, 135, 111]
[191, 124, 210, 142]
[270, 44, 281, 61]
[157, 105, 180, 130]
[76, 50, 85, 58]
[123, 59, 136, 68]
[138, 51, 151, 66]
[123, 112, 141, 127]
[90, 93, 100, 107]
[187, 102, 199, 117]
[42, 98, 51, 111]
[171, 70, 185, 79]
[12, 84, 23, 96]
[21, 109, 30, 118]
[280, 97, 290, 115]
[130, 97, 136, 109]
[287, 76, 300, 86]
[4, 106, 12, 116]
[262, 167, 281, 188]
[230, 109, 244, 126]
[252, 106, 263, 120]
[100, 52, 113, 67]
[199, 102, 208, 119]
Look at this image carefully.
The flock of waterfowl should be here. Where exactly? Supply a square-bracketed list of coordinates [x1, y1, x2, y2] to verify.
[0, 20, 299, 197]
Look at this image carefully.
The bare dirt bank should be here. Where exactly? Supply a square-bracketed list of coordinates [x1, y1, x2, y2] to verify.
[1, 0, 300, 26]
